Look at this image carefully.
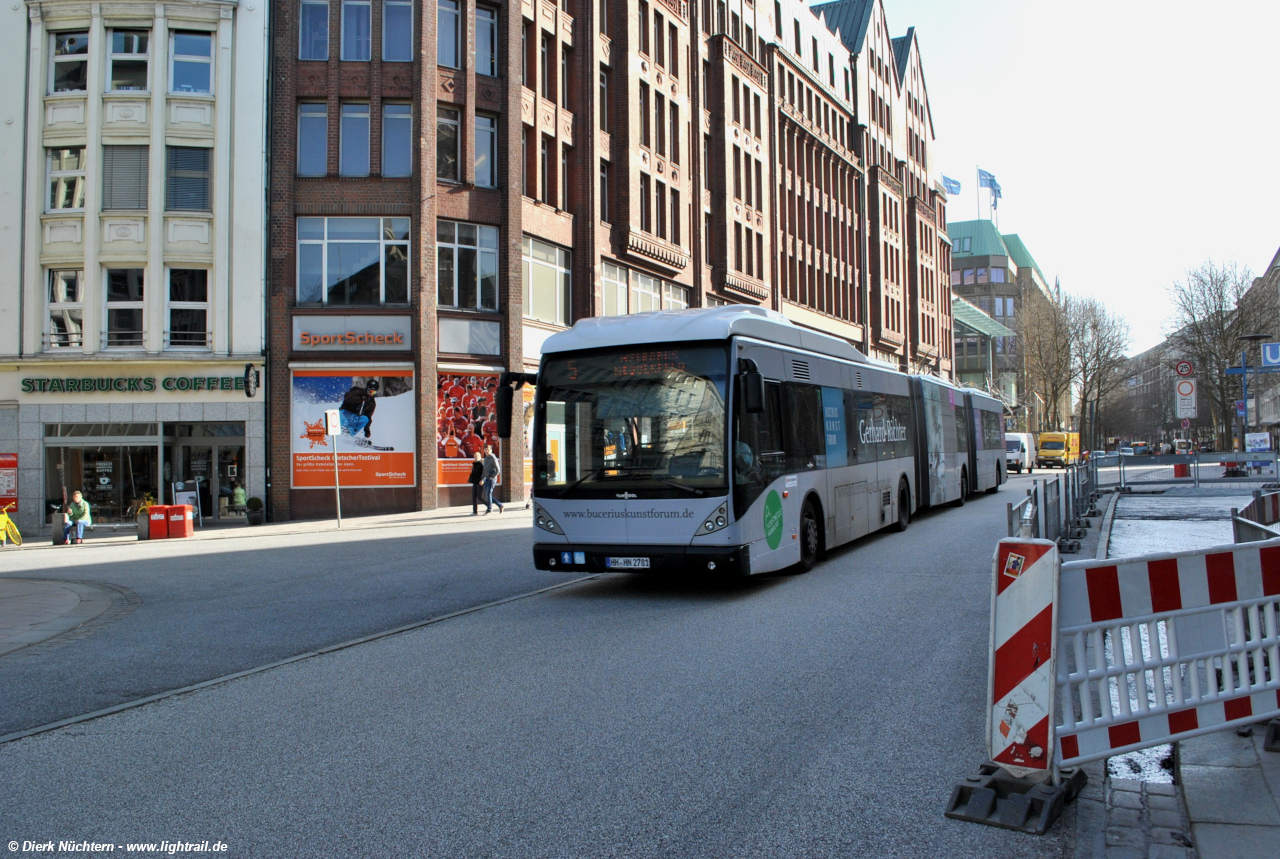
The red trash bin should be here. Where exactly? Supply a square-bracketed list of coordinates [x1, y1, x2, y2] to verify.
[1173, 463, 1190, 478]
[167, 504, 194, 538]
[148, 506, 170, 539]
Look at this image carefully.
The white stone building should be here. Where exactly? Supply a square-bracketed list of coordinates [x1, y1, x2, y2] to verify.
[0, 0, 268, 535]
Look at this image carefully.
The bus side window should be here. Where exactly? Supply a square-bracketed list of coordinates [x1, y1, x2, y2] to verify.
[785, 385, 824, 470]
[734, 379, 784, 514]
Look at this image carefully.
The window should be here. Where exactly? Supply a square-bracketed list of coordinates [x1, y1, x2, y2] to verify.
[340, 103, 370, 176]
[383, 0, 412, 61]
[341, 0, 371, 60]
[668, 23, 678, 77]
[753, 93, 761, 138]
[991, 267, 1006, 283]
[654, 11, 664, 67]
[670, 189, 680, 244]
[297, 216, 411, 305]
[476, 6, 497, 75]
[977, 296, 991, 314]
[51, 31, 89, 93]
[598, 66, 609, 132]
[599, 0, 608, 35]
[734, 222, 742, 271]
[167, 269, 208, 349]
[383, 104, 412, 177]
[438, 0, 460, 68]
[438, 221, 499, 311]
[1005, 297, 1016, 318]
[101, 146, 149, 210]
[639, 173, 651, 232]
[639, 1, 649, 54]
[109, 30, 149, 91]
[297, 104, 328, 176]
[522, 236, 571, 325]
[639, 83, 650, 147]
[47, 270, 84, 349]
[602, 262, 627, 316]
[655, 93, 666, 157]
[560, 46, 569, 108]
[733, 146, 741, 199]
[48, 147, 86, 211]
[540, 34, 552, 98]
[599, 159, 610, 222]
[437, 107, 459, 180]
[476, 114, 497, 188]
[105, 269, 145, 348]
[993, 297, 1003, 317]
[631, 272, 661, 313]
[655, 181, 666, 238]
[962, 268, 974, 285]
[669, 102, 679, 164]
[539, 135, 551, 202]
[732, 75, 740, 123]
[662, 281, 689, 309]
[976, 267, 988, 283]
[165, 147, 211, 211]
[300, 0, 329, 59]
[561, 145, 570, 210]
[170, 32, 212, 93]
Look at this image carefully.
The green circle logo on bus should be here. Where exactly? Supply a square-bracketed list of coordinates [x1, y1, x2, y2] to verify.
[763, 490, 784, 550]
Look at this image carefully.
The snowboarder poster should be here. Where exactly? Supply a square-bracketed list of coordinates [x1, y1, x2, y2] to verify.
[291, 369, 416, 488]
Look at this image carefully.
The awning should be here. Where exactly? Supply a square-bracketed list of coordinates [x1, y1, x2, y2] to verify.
[952, 298, 1015, 338]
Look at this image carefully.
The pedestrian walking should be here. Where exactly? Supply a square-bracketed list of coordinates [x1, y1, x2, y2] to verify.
[63, 490, 91, 545]
[481, 445, 503, 514]
[468, 451, 484, 515]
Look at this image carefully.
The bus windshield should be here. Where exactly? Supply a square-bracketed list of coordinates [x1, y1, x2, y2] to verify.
[534, 344, 729, 499]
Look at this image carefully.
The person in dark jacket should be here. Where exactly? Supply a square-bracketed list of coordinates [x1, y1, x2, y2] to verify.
[481, 445, 503, 514]
[467, 452, 484, 515]
[339, 379, 378, 446]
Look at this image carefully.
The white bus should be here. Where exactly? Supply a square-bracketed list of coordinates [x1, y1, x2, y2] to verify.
[497, 307, 1004, 576]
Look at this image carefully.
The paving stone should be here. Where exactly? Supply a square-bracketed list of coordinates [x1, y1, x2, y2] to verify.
[1192, 822, 1280, 859]
[1109, 808, 1143, 830]
[1181, 765, 1280, 825]
[1105, 827, 1146, 848]
[1150, 827, 1190, 846]
[1149, 809, 1184, 829]
[1146, 794, 1179, 812]
[1110, 790, 1144, 810]
[1178, 731, 1258, 767]
[1147, 845, 1192, 859]
[1110, 777, 1144, 792]
[1145, 782, 1177, 797]
[1102, 846, 1144, 859]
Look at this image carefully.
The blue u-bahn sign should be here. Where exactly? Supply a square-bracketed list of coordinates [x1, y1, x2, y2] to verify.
[1262, 342, 1280, 368]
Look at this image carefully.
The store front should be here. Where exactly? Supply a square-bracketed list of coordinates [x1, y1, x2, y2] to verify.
[0, 362, 265, 534]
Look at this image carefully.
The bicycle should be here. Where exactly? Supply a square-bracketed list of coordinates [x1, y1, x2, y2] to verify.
[0, 502, 21, 547]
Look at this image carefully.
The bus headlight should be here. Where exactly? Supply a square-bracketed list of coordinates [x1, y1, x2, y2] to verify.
[696, 505, 729, 536]
[534, 505, 562, 534]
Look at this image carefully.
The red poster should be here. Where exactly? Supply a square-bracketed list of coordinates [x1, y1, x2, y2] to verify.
[437, 372, 500, 485]
[0, 453, 16, 511]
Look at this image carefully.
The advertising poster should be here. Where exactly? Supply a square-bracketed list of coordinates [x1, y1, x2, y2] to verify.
[292, 369, 416, 488]
[0, 453, 17, 511]
[437, 372, 501, 486]
[523, 383, 536, 487]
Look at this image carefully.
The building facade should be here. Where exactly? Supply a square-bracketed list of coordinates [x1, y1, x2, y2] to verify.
[0, 0, 269, 535]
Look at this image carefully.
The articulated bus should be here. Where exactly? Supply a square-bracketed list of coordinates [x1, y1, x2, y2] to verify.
[497, 307, 1005, 576]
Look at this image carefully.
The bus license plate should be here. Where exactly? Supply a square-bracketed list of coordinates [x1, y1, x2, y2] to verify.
[606, 556, 650, 569]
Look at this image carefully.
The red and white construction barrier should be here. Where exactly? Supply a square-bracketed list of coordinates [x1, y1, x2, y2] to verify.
[1055, 539, 1280, 767]
[987, 539, 1060, 778]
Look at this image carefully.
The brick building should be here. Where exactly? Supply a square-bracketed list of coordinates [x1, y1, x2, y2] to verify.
[268, 0, 954, 520]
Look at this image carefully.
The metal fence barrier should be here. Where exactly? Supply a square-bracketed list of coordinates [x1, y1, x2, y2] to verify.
[1233, 490, 1280, 544]
[1007, 485, 1038, 538]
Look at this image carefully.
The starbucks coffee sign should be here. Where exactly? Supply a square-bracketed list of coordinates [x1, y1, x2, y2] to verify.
[22, 375, 249, 393]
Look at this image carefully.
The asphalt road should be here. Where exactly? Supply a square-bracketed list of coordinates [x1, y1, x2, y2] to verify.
[0, 481, 1072, 858]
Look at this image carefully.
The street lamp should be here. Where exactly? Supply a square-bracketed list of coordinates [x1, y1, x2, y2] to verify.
[1238, 333, 1274, 450]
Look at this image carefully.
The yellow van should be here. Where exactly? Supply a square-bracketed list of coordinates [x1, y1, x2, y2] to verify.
[1036, 432, 1080, 468]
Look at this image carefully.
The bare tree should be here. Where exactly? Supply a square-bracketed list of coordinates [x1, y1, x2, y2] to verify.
[1071, 298, 1131, 449]
[1166, 261, 1277, 450]
[1018, 290, 1074, 430]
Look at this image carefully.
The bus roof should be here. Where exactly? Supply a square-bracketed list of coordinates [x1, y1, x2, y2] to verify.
[540, 306, 870, 364]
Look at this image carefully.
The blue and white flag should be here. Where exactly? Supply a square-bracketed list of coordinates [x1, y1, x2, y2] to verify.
[942, 175, 962, 196]
[978, 169, 1002, 209]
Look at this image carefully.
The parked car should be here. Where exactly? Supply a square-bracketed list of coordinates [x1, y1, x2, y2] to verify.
[1119, 447, 1135, 456]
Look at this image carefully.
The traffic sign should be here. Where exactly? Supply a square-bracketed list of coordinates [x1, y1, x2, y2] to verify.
[1175, 360, 1194, 377]
[1263, 343, 1280, 368]
[1175, 379, 1197, 419]
[1181, 419, 1191, 430]
[325, 409, 341, 435]
[1236, 400, 1247, 418]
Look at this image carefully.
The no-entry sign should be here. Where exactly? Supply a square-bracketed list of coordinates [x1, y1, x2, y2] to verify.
[1175, 379, 1197, 419]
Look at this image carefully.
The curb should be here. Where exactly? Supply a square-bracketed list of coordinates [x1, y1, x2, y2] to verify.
[1095, 490, 1121, 562]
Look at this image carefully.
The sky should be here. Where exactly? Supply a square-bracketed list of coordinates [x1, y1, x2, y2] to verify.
[874, 0, 1280, 355]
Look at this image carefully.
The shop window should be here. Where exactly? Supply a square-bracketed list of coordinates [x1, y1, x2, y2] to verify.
[382, 103, 412, 177]
[438, 220, 499, 311]
[632, 272, 661, 313]
[48, 147, 86, 211]
[300, 0, 329, 59]
[340, 103, 370, 176]
[46, 445, 159, 526]
[602, 261, 627, 316]
[102, 145, 148, 211]
[296, 216, 411, 305]
[165, 147, 211, 212]
[47, 269, 84, 349]
[437, 107, 459, 181]
[170, 31, 212, 94]
[438, 0, 460, 68]
[383, 0, 412, 61]
[51, 31, 89, 93]
[476, 114, 498, 188]
[521, 236, 570, 325]
[105, 268, 145, 348]
[167, 269, 209, 349]
[341, 0, 371, 61]
[476, 6, 497, 75]
[109, 30, 149, 91]
[297, 104, 328, 176]
[662, 281, 689, 309]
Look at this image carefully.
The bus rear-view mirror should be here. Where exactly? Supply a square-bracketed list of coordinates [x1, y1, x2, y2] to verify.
[495, 384, 514, 439]
[743, 372, 765, 414]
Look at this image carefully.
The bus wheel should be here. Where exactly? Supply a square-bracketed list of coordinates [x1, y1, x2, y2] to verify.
[953, 469, 968, 507]
[892, 481, 911, 532]
[988, 465, 1002, 493]
[798, 501, 820, 573]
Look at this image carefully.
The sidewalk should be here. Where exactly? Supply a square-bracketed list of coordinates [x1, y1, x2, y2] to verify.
[1072, 485, 1280, 859]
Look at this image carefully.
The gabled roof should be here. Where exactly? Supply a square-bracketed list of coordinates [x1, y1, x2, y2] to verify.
[891, 29, 912, 81]
[952, 298, 1014, 339]
[812, 0, 875, 54]
[949, 220, 1010, 260]
[1000, 234, 1047, 285]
